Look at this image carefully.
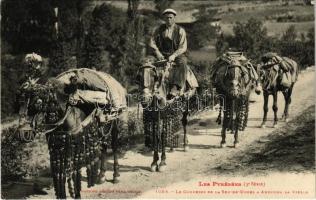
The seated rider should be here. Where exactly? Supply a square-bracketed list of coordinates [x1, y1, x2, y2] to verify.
[149, 8, 188, 98]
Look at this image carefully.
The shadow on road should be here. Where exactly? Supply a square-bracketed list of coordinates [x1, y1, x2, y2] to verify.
[213, 105, 315, 174]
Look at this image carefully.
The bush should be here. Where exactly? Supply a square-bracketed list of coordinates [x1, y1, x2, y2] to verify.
[1, 55, 24, 118]
[154, 0, 175, 13]
[189, 8, 219, 50]
[215, 19, 314, 68]
[1, 127, 50, 182]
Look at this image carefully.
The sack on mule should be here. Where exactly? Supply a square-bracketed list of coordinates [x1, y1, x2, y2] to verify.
[56, 68, 127, 110]
[281, 72, 292, 88]
[70, 90, 109, 105]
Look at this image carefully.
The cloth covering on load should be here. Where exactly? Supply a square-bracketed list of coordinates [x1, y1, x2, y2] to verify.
[56, 68, 127, 109]
[261, 52, 298, 84]
[210, 52, 258, 88]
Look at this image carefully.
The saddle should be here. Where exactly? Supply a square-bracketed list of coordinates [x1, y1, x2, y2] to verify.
[140, 59, 199, 98]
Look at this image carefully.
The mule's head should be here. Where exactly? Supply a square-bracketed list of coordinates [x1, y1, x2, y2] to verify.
[17, 79, 64, 141]
[222, 65, 251, 98]
[136, 60, 169, 107]
[259, 56, 280, 90]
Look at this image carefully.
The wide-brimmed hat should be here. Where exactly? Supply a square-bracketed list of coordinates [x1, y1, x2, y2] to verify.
[162, 8, 177, 16]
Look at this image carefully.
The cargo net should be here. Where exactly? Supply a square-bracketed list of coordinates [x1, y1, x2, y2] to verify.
[143, 107, 182, 150]
[46, 119, 112, 198]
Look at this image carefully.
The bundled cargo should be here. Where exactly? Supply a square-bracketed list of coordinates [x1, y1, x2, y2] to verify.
[55, 68, 127, 111]
[210, 51, 258, 96]
[261, 52, 298, 87]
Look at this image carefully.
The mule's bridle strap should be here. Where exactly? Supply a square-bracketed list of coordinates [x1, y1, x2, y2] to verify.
[41, 107, 72, 134]
[42, 107, 120, 136]
[68, 108, 97, 135]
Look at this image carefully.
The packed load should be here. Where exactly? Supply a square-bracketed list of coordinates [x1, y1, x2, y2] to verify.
[261, 52, 298, 87]
[210, 51, 258, 93]
[55, 68, 127, 111]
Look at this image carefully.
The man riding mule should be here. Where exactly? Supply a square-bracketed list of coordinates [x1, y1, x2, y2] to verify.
[211, 51, 260, 147]
[135, 8, 199, 172]
[149, 8, 193, 98]
[17, 63, 127, 199]
[259, 52, 299, 128]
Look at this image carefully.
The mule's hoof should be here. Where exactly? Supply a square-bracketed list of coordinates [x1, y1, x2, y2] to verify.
[169, 148, 175, 153]
[272, 124, 278, 128]
[150, 164, 157, 172]
[260, 124, 266, 128]
[113, 177, 119, 184]
[234, 143, 239, 148]
[184, 146, 189, 152]
[285, 118, 289, 122]
[220, 143, 226, 148]
[158, 164, 167, 172]
[97, 176, 106, 184]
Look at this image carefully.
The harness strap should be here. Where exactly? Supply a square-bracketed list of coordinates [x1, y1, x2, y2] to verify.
[41, 107, 72, 134]
[68, 108, 97, 135]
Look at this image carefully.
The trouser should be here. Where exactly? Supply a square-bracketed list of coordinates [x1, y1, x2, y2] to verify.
[168, 55, 188, 90]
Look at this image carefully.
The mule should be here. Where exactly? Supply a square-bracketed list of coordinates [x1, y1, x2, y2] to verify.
[258, 57, 299, 128]
[136, 60, 198, 172]
[211, 54, 257, 148]
[17, 74, 126, 199]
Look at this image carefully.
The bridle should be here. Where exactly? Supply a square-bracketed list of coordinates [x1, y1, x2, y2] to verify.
[259, 63, 280, 91]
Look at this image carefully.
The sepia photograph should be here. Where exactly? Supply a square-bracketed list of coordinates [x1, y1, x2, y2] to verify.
[1, 0, 315, 199]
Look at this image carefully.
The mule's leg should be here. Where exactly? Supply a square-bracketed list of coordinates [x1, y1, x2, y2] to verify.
[67, 176, 75, 198]
[97, 144, 107, 184]
[73, 147, 82, 199]
[234, 107, 240, 148]
[168, 118, 174, 152]
[282, 85, 293, 122]
[272, 92, 278, 128]
[74, 169, 82, 199]
[151, 121, 159, 172]
[158, 120, 167, 172]
[220, 110, 228, 148]
[182, 111, 189, 152]
[261, 91, 269, 128]
[112, 121, 120, 184]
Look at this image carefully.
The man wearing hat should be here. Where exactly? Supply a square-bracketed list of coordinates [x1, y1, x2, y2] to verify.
[149, 8, 188, 97]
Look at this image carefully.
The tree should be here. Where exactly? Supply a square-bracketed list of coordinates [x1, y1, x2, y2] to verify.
[281, 25, 297, 42]
[215, 33, 230, 56]
[154, 0, 175, 14]
[231, 18, 268, 60]
[190, 8, 218, 50]
[1, 0, 55, 55]
[49, 0, 89, 76]
[127, 0, 140, 20]
[83, 4, 127, 76]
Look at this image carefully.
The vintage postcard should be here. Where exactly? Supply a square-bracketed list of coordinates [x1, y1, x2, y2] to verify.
[1, 0, 315, 199]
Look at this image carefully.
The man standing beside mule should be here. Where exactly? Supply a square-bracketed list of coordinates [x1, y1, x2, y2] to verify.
[149, 8, 188, 98]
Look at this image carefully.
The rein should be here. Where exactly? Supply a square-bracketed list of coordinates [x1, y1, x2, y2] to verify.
[38, 107, 72, 135]
[261, 64, 279, 91]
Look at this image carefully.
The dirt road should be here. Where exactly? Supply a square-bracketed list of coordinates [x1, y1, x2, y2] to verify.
[29, 68, 315, 199]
